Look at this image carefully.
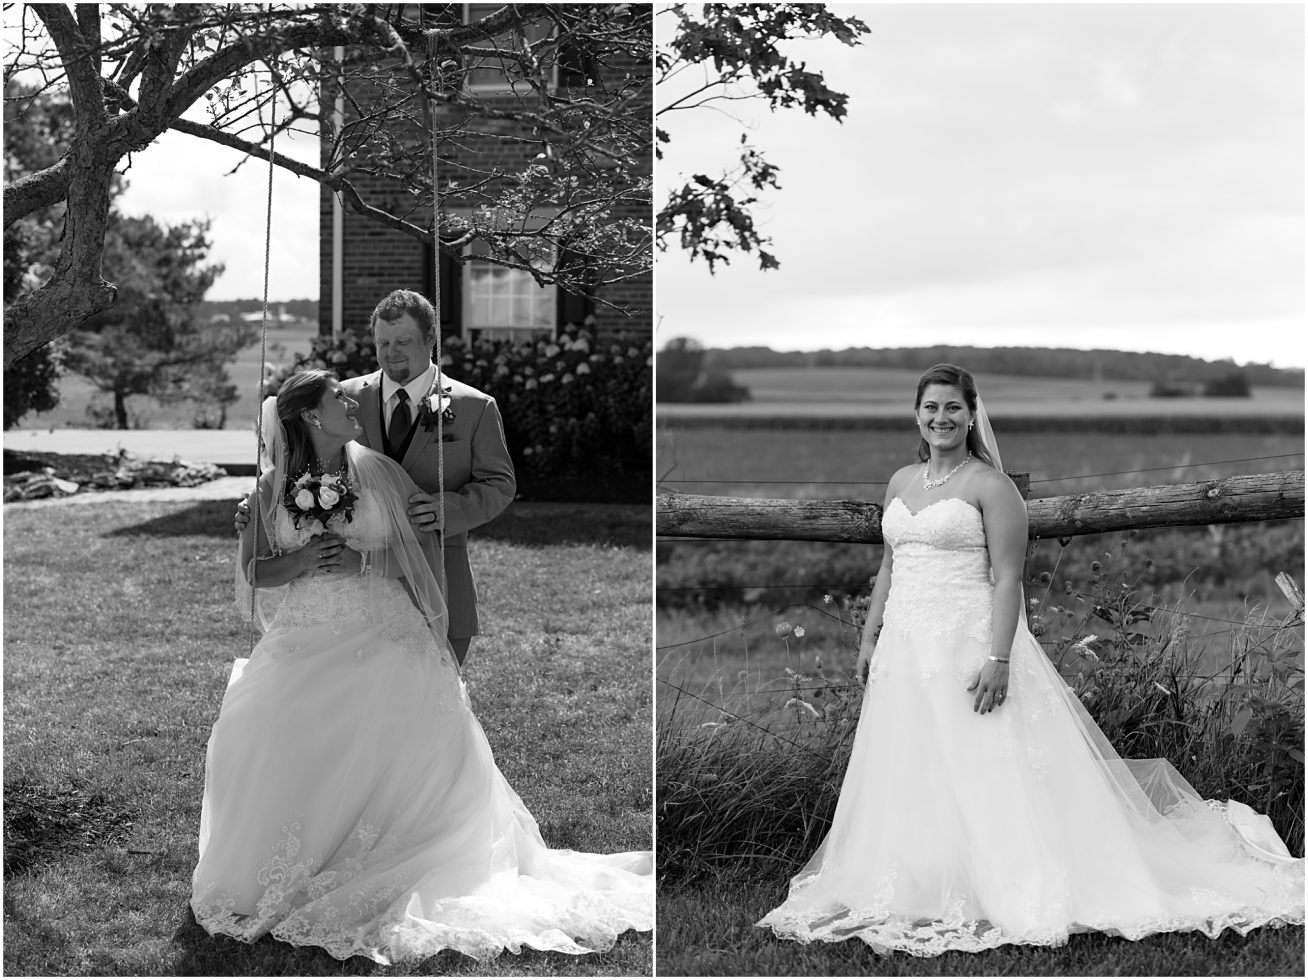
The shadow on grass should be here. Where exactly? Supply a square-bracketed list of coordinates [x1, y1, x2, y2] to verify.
[104, 500, 237, 539]
[479, 502, 650, 551]
[98, 500, 652, 551]
[3, 779, 137, 877]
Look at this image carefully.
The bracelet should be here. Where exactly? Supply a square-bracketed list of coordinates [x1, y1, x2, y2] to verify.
[988, 655, 1010, 664]
[358, 551, 371, 577]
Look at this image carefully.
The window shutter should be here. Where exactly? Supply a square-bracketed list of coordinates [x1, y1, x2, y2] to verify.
[555, 247, 594, 329]
[423, 242, 462, 337]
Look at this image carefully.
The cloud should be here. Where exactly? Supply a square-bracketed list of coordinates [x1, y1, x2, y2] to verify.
[656, 3, 1305, 366]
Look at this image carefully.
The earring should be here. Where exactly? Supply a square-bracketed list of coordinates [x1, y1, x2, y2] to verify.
[968, 419, 975, 430]
[310, 417, 322, 430]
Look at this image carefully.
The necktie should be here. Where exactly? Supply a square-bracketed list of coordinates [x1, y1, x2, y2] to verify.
[388, 389, 412, 454]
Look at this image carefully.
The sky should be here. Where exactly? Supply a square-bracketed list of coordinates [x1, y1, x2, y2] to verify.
[656, 3, 1306, 368]
[115, 123, 322, 304]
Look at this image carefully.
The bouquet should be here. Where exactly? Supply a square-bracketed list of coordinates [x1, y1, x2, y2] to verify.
[284, 469, 358, 531]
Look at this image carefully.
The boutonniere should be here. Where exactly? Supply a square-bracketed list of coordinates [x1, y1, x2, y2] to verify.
[416, 382, 456, 431]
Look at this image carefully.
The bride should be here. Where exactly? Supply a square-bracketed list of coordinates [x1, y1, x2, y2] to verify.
[757, 363, 1302, 956]
[191, 369, 652, 964]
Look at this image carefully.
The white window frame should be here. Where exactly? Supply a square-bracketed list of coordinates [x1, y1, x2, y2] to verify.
[461, 241, 558, 344]
[462, 4, 559, 94]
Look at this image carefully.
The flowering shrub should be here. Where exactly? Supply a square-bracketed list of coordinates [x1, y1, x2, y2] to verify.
[264, 319, 652, 502]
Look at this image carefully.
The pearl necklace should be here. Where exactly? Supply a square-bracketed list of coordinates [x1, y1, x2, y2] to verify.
[923, 453, 972, 490]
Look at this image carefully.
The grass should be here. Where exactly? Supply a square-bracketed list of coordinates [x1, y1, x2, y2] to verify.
[656, 584, 1305, 976]
[656, 875, 1305, 977]
[2, 498, 652, 977]
[657, 425, 1305, 498]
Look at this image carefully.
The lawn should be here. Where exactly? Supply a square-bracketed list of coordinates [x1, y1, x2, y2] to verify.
[656, 875, 1305, 977]
[2, 498, 653, 977]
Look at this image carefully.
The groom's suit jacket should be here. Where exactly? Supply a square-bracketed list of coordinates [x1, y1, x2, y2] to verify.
[343, 370, 516, 638]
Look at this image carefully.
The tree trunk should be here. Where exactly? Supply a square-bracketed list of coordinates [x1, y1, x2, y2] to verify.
[114, 388, 128, 430]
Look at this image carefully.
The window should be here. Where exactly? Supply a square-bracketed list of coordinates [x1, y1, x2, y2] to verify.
[463, 4, 558, 93]
[461, 239, 557, 343]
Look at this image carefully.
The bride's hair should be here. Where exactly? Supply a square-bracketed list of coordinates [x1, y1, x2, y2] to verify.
[276, 369, 336, 478]
[913, 363, 996, 467]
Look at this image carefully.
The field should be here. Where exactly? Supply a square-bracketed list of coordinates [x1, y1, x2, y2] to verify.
[654, 404, 1305, 977]
[3, 499, 653, 976]
[14, 322, 316, 432]
[658, 424, 1304, 498]
[659, 366, 1304, 419]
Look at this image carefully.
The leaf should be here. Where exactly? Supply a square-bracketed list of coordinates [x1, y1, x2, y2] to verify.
[1230, 705, 1254, 738]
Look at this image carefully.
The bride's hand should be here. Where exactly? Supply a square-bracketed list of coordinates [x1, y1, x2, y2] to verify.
[967, 660, 1010, 714]
[856, 644, 875, 685]
[298, 533, 346, 576]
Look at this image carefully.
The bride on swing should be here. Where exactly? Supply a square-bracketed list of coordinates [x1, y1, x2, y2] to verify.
[190, 369, 652, 964]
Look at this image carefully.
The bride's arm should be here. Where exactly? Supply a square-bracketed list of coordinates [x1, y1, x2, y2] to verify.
[238, 476, 331, 587]
[857, 471, 906, 680]
[972, 469, 1028, 713]
[979, 469, 1028, 660]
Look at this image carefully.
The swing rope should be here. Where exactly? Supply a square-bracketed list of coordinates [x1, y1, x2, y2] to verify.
[247, 40, 450, 650]
[248, 69, 278, 649]
[426, 30, 448, 604]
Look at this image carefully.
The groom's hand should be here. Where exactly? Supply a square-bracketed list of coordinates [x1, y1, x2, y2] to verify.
[407, 492, 445, 533]
[234, 494, 252, 535]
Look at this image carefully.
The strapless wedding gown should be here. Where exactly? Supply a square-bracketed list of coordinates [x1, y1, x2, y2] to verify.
[757, 496, 1302, 955]
[191, 492, 652, 964]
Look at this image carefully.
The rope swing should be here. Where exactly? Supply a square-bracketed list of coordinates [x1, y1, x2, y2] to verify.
[248, 75, 278, 645]
[247, 42, 451, 652]
[425, 30, 448, 604]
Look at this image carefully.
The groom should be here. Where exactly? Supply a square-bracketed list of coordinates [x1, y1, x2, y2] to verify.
[347, 289, 516, 665]
[239, 289, 515, 665]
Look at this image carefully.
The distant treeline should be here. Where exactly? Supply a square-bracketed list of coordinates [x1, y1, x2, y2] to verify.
[199, 298, 317, 321]
[701, 346, 1304, 388]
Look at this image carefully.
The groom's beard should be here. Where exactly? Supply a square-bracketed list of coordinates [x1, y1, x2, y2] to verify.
[381, 360, 429, 385]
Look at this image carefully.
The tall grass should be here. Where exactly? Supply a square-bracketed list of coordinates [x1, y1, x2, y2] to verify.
[656, 543, 1305, 884]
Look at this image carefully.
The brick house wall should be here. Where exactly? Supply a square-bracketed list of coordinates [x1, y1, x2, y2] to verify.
[318, 7, 651, 344]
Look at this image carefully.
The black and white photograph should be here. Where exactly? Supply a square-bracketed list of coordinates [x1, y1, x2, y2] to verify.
[655, 3, 1304, 976]
[3, 4, 653, 975]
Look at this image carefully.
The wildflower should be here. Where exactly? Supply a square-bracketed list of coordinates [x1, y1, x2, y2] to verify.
[1065, 582, 1074, 595]
[576, 362, 591, 375]
[774, 621, 792, 636]
[794, 626, 806, 638]
[824, 594, 833, 604]
[1144, 558, 1155, 571]
[1036, 571, 1053, 586]
[785, 697, 821, 719]
[1091, 560, 1103, 574]
[1029, 597, 1040, 607]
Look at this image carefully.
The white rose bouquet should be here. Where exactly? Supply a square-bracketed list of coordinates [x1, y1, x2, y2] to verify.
[283, 469, 358, 531]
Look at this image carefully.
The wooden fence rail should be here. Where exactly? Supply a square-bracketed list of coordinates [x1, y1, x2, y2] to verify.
[656, 470, 1305, 544]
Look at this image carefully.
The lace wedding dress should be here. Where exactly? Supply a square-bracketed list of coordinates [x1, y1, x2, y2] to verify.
[758, 496, 1303, 956]
[191, 489, 652, 964]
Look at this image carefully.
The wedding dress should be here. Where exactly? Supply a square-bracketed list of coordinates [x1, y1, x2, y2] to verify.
[757, 494, 1303, 955]
[191, 436, 651, 964]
